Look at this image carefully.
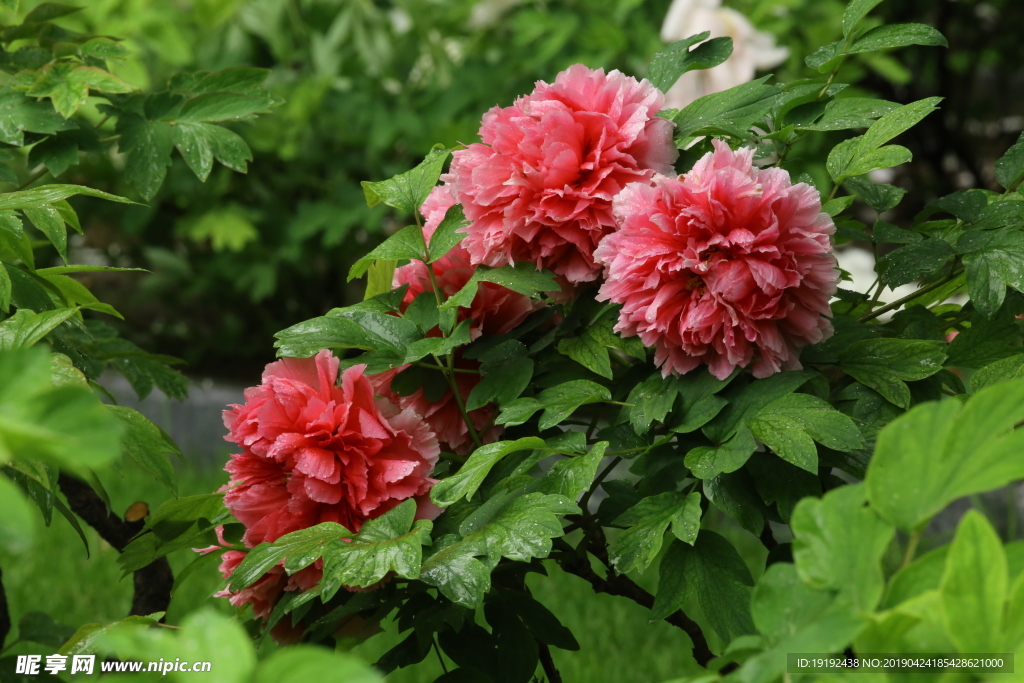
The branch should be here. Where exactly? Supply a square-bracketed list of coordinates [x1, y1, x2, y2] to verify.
[57, 474, 174, 617]
[536, 639, 563, 683]
[557, 550, 712, 667]
[0, 568, 10, 649]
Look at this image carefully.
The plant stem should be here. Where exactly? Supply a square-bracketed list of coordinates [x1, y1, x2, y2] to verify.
[858, 270, 962, 323]
[432, 637, 449, 675]
[901, 530, 922, 569]
[16, 167, 50, 191]
[444, 351, 482, 449]
[0, 567, 10, 651]
[536, 639, 563, 683]
[578, 456, 622, 514]
[413, 360, 478, 374]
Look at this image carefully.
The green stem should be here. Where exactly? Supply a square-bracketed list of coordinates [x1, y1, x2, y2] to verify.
[16, 167, 50, 191]
[412, 360, 478, 374]
[901, 530, 922, 568]
[858, 270, 962, 323]
[578, 456, 622, 514]
[432, 637, 449, 675]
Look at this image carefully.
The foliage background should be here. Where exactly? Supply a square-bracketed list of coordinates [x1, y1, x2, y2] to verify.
[15, 0, 1019, 380]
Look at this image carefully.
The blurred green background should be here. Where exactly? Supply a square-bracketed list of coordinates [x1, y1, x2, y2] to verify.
[5, 0, 1017, 382]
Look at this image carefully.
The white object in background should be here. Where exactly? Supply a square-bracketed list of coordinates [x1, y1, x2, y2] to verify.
[660, 0, 789, 109]
[834, 247, 922, 319]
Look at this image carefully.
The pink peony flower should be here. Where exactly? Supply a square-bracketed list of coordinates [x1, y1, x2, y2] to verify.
[393, 186, 538, 339]
[222, 350, 440, 547]
[371, 357, 501, 456]
[214, 551, 322, 621]
[447, 64, 678, 285]
[595, 140, 838, 379]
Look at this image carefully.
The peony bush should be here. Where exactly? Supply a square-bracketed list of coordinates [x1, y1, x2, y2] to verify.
[4, 0, 1024, 680]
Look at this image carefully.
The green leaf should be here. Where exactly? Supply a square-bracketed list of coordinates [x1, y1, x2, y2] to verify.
[535, 379, 611, 430]
[671, 491, 702, 544]
[939, 511, 1007, 652]
[791, 484, 894, 611]
[67, 66, 133, 94]
[995, 132, 1024, 191]
[141, 493, 226, 540]
[25, 62, 88, 118]
[652, 533, 754, 642]
[837, 338, 946, 408]
[857, 97, 942, 156]
[878, 240, 954, 287]
[362, 145, 451, 214]
[466, 340, 533, 410]
[608, 490, 691, 574]
[702, 370, 815, 443]
[0, 308, 78, 350]
[255, 646, 383, 683]
[420, 535, 492, 609]
[348, 224, 426, 280]
[703, 471, 765, 536]
[627, 373, 679, 434]
[672, 77, 780, 139]
[98, 610, 255, 683]
[178, 91, 277, 122]
[230, 522, 349, 591]
[428, 204, 468, 263]
[685, 426, 757, 478]
[540, 441, 608, 499]
[107, 405, 179, 495]
[843, 144, 912, 177]
[364, 259, 397, 300]
[558, 333, 612, 379]
[23, 205, 67, 262]
[274, 310, 420, 357]
[971, 354, 1024, 392]
[843, 0, 885, 37]
[15, 611, 76, 649]
[0, 347, 122, 472]
[866, 379, 1024, 531]
[79, 37, 131, 60]
[0, 473, 35, 553]
[647, 32, 733, 92]
[460, 492, 577, 564]
[0, 263, 9, 313]
[172, 121, 216, 181]
[797, 98, 900, 132]
[431, 437, 547, 507]
[440, 263, 556, 310]
[320, 500, 431, 598]
[958, 229, 1024, 318]
[845, 175, 907, 211]
[116, 115, 174, 201]
[750, 393, 862, 472]
[849, 23, 948, 54]
[0, 87, 75, 146]
[0, 184, 131, 212]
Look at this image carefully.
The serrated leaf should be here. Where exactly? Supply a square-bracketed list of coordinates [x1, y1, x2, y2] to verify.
[320, 500, 431, 598]
[0, 87, 75, 146]
[958, 229, 1024, 318]
[274, 309, 420, 357]
[362, 145, 451, 214]
[609, 490, 692, 574]
[460, 492, 578, 564]
[647, 32, 733, 92]
[651, 533, 754, 641]
[172, 121, 215, 181]
[25, 62, 88, 118]
[420, 535, 491, 609]
[837, 338, 946, 408]
[431, 437, 547, 507]
[540, 441, 608, 499]
[67, 66, 133, 94]
[230, 522, 349, 591]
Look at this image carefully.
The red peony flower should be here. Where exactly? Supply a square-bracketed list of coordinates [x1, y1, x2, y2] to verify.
[392, 185, 538, 340]
[213, 550, 322, 622]
[595, 140, 839, 380]
[222, 350, 440, 547]
[447, 64, 678, 285]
